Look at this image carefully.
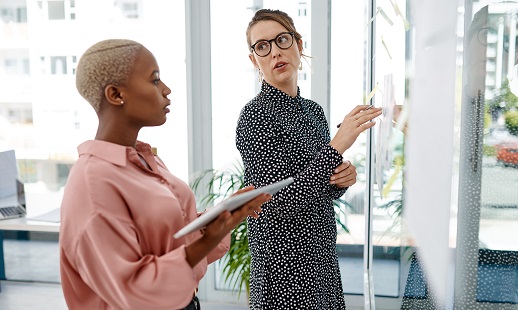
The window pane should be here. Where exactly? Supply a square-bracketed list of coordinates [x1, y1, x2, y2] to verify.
[331, 0, 375, 297]
[465, 1, 518, 306]
[0, 0, 187, 238]
[50, 56, 67, 74]
[332, 0, 409, 299]
[371, 0, 408, 299]
[210, 0, 312, 295]
[17, 7, 27, 23]
[210, 0, 256, 295]
[211, 0, 254, 172]
[48, 1, 65, 20]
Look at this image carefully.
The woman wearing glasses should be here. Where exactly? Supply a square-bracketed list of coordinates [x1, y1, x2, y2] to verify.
[236, 9, 382, 309]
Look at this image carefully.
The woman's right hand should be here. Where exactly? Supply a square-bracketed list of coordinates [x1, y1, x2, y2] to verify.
[185, 186, 271, 267]
[330, 105, 382, 154]
[203, 186, 270, 242]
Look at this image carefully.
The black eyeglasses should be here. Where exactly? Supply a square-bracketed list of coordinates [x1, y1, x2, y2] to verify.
[250, 32, 295, 57]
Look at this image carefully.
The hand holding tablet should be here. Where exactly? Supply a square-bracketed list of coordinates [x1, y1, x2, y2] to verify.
[174, 177, 294, 239]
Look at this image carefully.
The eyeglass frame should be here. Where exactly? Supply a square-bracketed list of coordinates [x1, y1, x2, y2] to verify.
[250, 32, 296, 57]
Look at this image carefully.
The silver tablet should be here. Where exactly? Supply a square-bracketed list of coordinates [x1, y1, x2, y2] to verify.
[174, 177, 294, 239]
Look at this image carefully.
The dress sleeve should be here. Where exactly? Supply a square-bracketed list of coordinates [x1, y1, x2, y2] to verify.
[313, 104, 349, 201]
[236, 103, 344, 214]
[327, 183, 349, 201]
[74, 214, 204, 310]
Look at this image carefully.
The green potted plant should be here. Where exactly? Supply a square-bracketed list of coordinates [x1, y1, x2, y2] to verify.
[504, 110, 518, 135]
[189, 161, 352, 298]
[190, 162, 250, 298]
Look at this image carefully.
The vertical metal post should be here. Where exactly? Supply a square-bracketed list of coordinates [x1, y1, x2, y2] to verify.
[508, 12, 517, 76]
[185, 0, 212, 301]
[496, 17, 504, 88]
[185, 0, 213, 182]
[311, 0, 331, 119]
[0, 231, 5, 282]
[454, 2, 486, 308]
[364, 0, 376, 308]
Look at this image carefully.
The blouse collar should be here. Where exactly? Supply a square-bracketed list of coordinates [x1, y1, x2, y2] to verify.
[77, 140, 156, 171]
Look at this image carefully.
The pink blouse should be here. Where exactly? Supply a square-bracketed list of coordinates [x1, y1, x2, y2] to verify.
[59, 140, 229, 310]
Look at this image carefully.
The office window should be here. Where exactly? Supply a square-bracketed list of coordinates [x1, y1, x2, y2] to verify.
[4, 58, 30, 75]
[50, 56, 67, 75]
[0, 102, 32, 124]
[22, 59, 30, 75]
[0, 6, 27, 23]
[299, 2, 307, 17]
[0, 8, 11, 22]
[17, 7, 27, 22]
[71, 55, 77, 74]
[115, 0, 141, 19]
[69, 0, 76, 20]
[39, 56, 47, 74]
[48, 1, 65, 20]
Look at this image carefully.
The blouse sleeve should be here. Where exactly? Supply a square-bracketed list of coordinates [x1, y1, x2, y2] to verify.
[236, 103, 345, 214]
[74, 213, 204, 310]
[203, 224, 230, 264]
[156, 156, 229, 264]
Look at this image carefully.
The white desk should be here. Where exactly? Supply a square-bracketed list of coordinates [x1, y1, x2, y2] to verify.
[0, 217, 59, 282]
[0, 217, 59, 233]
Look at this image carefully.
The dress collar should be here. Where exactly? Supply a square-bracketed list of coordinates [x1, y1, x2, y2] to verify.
[260, 81, 301, 102]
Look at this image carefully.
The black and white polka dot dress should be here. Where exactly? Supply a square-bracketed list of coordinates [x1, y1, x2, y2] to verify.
[236, 82, 348, 309]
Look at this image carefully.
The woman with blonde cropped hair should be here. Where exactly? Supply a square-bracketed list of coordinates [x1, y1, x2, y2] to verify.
[59, 39, 271, 310]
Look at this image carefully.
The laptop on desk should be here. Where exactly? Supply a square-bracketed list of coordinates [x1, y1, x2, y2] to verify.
[0, 179, 26, 220]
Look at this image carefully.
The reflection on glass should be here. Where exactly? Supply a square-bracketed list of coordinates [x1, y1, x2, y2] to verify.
[369, 0, 408, 300]
[476, 2, 518, 306]
[402, 2, 518, 309]
[210, 0, 313, 293]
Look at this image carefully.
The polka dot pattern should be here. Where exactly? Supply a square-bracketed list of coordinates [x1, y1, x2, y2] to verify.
[236, 82, 348, 309]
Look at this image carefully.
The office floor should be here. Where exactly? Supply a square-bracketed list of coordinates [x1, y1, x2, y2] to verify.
[0, 281, 248, 310]
[0, 238, 403, 309]
[0, 238, 248, 310]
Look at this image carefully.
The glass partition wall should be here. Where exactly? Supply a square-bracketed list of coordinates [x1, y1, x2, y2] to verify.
[1, 0, 517, 309]
[455, 1, 518, 309]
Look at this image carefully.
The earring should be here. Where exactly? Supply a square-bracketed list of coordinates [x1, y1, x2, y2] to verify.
[257, 69, 263, 83]
[120, 100, 124, 105]
[299, 61, 303, 71]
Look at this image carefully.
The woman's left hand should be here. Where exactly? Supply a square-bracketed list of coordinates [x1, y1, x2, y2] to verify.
[330, 161, 357, 188]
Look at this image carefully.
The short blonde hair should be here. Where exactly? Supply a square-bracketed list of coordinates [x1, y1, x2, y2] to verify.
[76, 39, 144, 112]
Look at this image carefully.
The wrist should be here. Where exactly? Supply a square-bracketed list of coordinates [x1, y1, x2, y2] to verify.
[329, 141, 345, 154]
